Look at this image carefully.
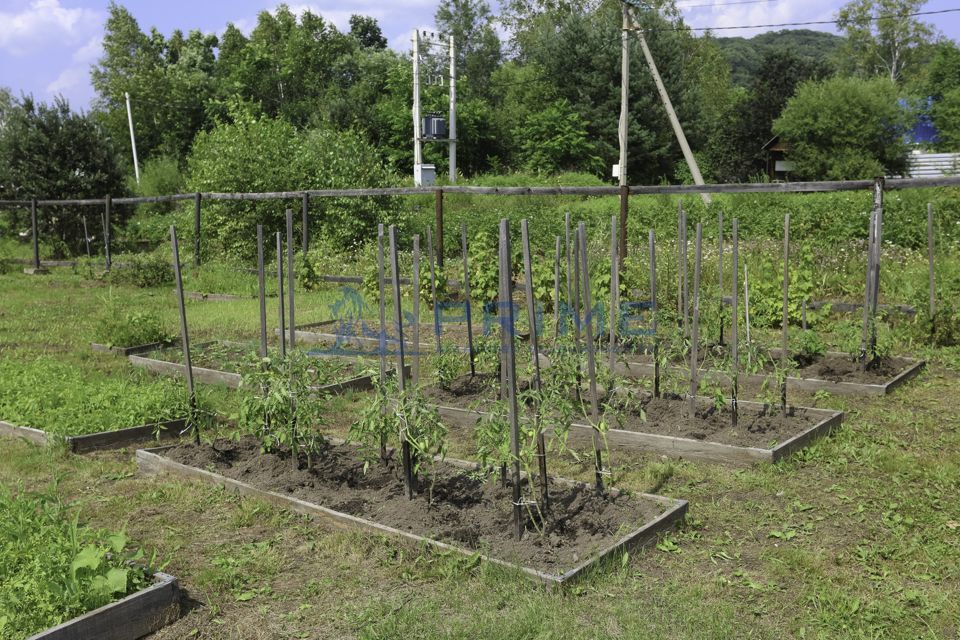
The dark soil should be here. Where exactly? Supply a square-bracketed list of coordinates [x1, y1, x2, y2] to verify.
[423, 372, 501, 407]
[161, 437, 667, 575]
[791, 354, 914, 384]
[612, 393, 825, 448]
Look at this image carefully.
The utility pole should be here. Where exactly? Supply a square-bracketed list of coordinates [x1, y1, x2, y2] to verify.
[125, 92, 140, 185]
[618, 3, 630, 266]
[412, 30, 423, 173]
[449, 35, 457, 183]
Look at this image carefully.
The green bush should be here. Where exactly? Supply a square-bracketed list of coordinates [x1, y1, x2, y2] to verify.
[128, 155, 183, 216]
[94, 308, 171, 347]
[111, 250, 173, 288]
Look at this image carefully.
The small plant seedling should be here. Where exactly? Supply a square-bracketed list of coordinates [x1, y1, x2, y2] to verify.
[431, 342, 463, 390]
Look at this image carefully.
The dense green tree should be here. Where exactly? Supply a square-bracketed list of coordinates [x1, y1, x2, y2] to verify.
[932, 88, 960, 151]
[349, 15, 387, 49]
[773, 76, 910, 179]
[435, 0, 502, 94]
[0, 96, 127, 253]
[921, 40, 960, 100]
[836, 0, 935, 82]
[515, 98, 601, 174]
[714, 30, 842, 87]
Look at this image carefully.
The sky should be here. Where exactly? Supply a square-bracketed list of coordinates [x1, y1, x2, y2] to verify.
[1, 0, 959, 110]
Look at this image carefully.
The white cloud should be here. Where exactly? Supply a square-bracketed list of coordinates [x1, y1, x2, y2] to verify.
[0, 0, 101, 55]
[678, 0, 838, 37]
[46, 34, 102, 99]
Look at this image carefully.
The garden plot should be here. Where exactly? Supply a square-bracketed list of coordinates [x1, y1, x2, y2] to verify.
[286, 318, 477, 353]
[137, 438, 686, 588]
[129, 340, 385, 394]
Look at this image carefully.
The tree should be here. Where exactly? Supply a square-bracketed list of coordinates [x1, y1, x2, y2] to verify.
[435, 0, 502, 94]
[0, 96, 127, 254]
[921, 40, 960, 100]
[773, 76, 910, 179]
[932, 88, 960, 151]
[836, 0, 935, 83]
[516, 98, 601, 174]
[349, 15, 387, 49]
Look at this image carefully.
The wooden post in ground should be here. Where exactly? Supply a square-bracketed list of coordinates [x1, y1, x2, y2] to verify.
[860, 213, 876, 371]
[578, 222, 605, 492]
[257, 225, 268, 358]
[412, 235, 421, 385]
[928, 203, 936, 331]
[286, 209, 296, 349]
[649, 229, 660, 397]
[688, 224, 702, 421]
[619, 184, 628, 268]
[498, 219, 523, 539]
[554, 236, 562, 344]
[435, 189, 444, 268]
[521, 219, 549, 512]
[731, 219, 739, 429]
[277, 232, 286, 358]
[461, 223, 476, 376]
[780, 213, 790, 417]
[301, 192, 309, 254]
[868, 178, 884, 360]
[427, 228, 441, 353]
[104, 195, 112, 271]
[193, 193, 201, 268]
[744, 263, 752, 370]
[678, 202, 688, 338]
[565, 212, 573, 312]
[26, 199, 45, 274]
[608, 215, 619, 370]
[572, 224, 583, 352]
[170, 226, 198, 444]
[718, 210, 724, 346]
[376, 225, 388, 462]
[388, 225, 414, 499]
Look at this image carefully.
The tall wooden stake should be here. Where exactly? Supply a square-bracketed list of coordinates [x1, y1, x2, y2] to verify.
[688, 224, 702, 421]
[731, 219, 739, 429]
[412, 235, 421, 385]
[649, 230, 659, 397]
[389, 225, 414, 500]
[608, 215, 620, 370]
[104, 195, 112, 271]
[277, 233, 286, 358]
[718, 210, 724, 346]
[744, 263, 752, 370]
[30, 199, 41, 271]
[554, 236, 562, 344]
[257, 225, 268, 357]
[928, 203, 936, 329]
[860, 213, 876, 371]
[565, 212, 573, 309]
[377, 225, 388, 462]
[301, 192, 309, 254]
[578, 222, 605, 492]
[427, 228, 441, 353]
[193, 193, 201, 268]
[869, 179, 884, 360]
[286, 209, 296, 349]
[170, 226, 198, 444]
[499, 219, 524, 539]
[572, 225, 583, 352]
[521, 219, 549, 512]
[780, 213, 790, 417]
[461, 223, 476, 377]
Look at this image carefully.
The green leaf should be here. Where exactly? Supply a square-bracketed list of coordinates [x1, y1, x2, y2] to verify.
[71, 544, 104, 577]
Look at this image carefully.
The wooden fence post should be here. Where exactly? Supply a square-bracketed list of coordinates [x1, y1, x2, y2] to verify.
[26, 199, 46, 274]
[301, 192, 309, 254]
[286, 209, 296, 349]
[928, 202, 936, 327]
[104, 194, 112, 271]
[193, 193, 201, 268]
[170, 226, 198, 444]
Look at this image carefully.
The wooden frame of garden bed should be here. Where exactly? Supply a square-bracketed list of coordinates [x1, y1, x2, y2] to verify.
[136, 446, 687, 588]
[425, 399, 843, 467]
[128, 341, 405, 394]
[610, 352, 925, 397]
[0, 418, 186, 453]
[91, 341, 170, 356]
[27, 571, 180, 640]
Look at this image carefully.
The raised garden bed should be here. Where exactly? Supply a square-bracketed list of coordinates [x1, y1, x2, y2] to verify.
[611, 351, 925, 397]
[91, 341, 170, 356]
[136, 439, 687, 588]
[129, 340, 394, 394]
[0, 418, 186, 453]
[27, 572, 180, 640]
[416, 374, 843, 467]
[286, 319, 478, 353]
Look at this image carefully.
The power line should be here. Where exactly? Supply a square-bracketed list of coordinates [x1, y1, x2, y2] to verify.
[675, 0, 773, 8]
[635, 7, 960, 32]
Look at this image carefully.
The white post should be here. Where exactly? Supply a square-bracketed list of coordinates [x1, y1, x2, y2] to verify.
[635, 30, 710, 205]
[618, 4, 629, 187]
[449, 35, 457, 183]
[412, 30, 423, 175]
[125, 92, 140, 185]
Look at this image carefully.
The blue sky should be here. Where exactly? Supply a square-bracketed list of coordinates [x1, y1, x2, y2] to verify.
[1, 0, 958, 110]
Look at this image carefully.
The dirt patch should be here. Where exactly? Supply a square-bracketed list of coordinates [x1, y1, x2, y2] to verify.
[160, 437, 668, 576]
[612, 393, 824, 448]
[422, 372, 501, 407]
[794, 354, 913, 384]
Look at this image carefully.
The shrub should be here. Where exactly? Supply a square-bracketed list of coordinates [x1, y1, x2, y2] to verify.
[94, 308, 170, 348]
[111, 251, 173, 288]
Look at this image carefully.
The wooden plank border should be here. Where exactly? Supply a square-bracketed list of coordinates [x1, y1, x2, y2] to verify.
[27, 572, 180, 640]
[136, 447, 687, 589]
[0, 419, 185, 453]
[91, 341, 169, 356]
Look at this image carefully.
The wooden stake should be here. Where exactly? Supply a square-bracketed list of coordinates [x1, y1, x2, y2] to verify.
[718, 210, 724, 346]
[780, 213, 789, 417]
[82, 215, 91, 259]
[434, 189, 444, 268]
[521, 220, 549, 512]
[553, 236, 562, 344]
[499, 219, 523, 539]
[578, 222, 605, 492]
[649, 229, 660, 397]
[193, 193, 201, 268]
[565, 212, 573, 310]
[30, 199, 40, 270]
[257, 225, 267, 357]
[688, 224, 702, 421]
[389, 225, 414, 499]
[412, 235, 421, 385]
[104, 195, 112, 271]
[869, 179, 884, 360]
[608, 214, 619, 370]
[859, 213, 875, 371]
[572, 225, 583, 351]
[377, 224, 387, 383]
[427, 228, 441, 353]
[928, 202, 936, 328]
[461, 223, 476, 377]
[744, 263, 751, 370]
[277, 233, 286, 358]
[301, 192, 309, 254]
[731, 219, 739, 429]
[170, 226, 198, 444]
[286, 209, 296, 349]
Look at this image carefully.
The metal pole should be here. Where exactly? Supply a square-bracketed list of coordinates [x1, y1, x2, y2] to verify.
[170, 226, 197, 443]
[449, 35, 457, 183]
[257, 225, 268, 358]
[499, 219, 523, 538]
[461, 223, 476, 377]
[193, 193, 201, 268]
[125, 92, 140, 185]
[286, 209, 296, 349]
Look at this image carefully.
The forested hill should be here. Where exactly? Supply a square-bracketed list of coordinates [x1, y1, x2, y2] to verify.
[715, 29, 845, 86]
